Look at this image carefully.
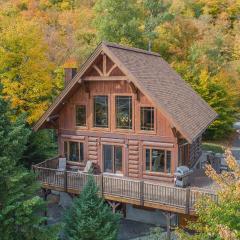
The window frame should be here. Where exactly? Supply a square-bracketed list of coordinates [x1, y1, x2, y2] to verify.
[63, 140, 85, 164]
[92, 95, 110, 130]
[143, 147, 172, 174]
[113, 94, 134, 132]
[140, 106, 155, 132]
[101, 142, 125, 175]
[75, 104, 87, 128]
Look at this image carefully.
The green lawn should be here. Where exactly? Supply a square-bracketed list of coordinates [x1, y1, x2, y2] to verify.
[202, 142, 225, 154]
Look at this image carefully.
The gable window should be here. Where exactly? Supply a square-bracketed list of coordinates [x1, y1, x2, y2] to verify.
[115, 96, 132, 129]
[141, 107, 154, 131]
[145, 148, 171, 173]
[76, 105, 86, 127]
[94, 96, 108, 128]
[64, 141, 84, 162]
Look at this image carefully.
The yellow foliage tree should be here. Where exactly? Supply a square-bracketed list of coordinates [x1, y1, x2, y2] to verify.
[0, 16, 55, 123]
[177, 150, 240, 239]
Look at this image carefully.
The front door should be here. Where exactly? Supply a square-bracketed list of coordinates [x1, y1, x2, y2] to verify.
[103, 144, 123, 174]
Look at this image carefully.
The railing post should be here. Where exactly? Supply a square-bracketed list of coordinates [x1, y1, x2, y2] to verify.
[64, 170, 68, 192]
[140, 180, 144, 206]
[100, 174, 104, 197]
[185, 188, 190, 214]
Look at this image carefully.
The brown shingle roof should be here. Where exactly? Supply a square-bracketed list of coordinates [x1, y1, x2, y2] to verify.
[104, 42, 217, 142]
[33, 42, 217, 143]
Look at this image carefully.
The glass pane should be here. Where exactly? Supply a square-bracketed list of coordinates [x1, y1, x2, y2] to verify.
[166, 151, 171, 173]
[152, 149, 165, 172]
[114, 146, 122, 173]
[76, 105, 86, 126]
[116, 96, 132, 129]
[103, 145, 113, 173]
[94, 96, 108, 128]
[69, 142, 79, 162]
[64, 141, 68, 159]
[80, 143, 84, 162]
[145, 149, 150, 171]
[141, 107, 154, 131]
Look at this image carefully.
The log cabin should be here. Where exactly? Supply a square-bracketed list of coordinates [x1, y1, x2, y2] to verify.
[33, 42, 218, 225]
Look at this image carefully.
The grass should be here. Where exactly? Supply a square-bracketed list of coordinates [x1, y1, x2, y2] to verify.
[202, 142, 225, 154]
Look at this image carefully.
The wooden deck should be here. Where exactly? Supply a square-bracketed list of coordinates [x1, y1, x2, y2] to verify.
[32, 157, 218, 215]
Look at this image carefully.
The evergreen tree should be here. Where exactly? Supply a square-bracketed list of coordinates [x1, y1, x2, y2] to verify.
[64, 175, 120, 240]
[0, 86, 59, 240]
[21, 129, 58, 168]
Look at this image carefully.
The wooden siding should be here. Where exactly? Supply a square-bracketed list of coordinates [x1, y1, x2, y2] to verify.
[58, 81, 174, 139]
[57, 75, 178, 182]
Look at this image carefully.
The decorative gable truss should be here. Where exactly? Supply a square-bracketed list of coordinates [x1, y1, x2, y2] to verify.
[83, 53, 127, 81]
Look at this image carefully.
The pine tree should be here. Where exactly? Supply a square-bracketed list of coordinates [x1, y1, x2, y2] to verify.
[64, 175, 120, 240]
[0, 86, 59, 240]
[21, 129, 58, 169]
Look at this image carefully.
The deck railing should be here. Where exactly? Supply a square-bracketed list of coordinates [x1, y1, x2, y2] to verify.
[32, 157, 218, 214]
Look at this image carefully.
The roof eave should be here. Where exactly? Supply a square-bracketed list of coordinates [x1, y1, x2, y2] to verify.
[33, 42, 105, 131]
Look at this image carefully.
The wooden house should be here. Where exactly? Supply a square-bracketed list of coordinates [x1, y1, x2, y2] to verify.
[33, 42, 218, 221]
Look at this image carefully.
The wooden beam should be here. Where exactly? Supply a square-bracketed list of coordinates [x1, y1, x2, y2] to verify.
[107, 201, 121, 213]
[93, 64, 103, 76]
[129, 81, 140, 101]
[107, 64, 117, 76]
[103, 54, 107, 75]
[162, 212, 176, 240]
[129, 81, 138, 93]
[83, 76, 128, 81]
[82, 82, 90, 99]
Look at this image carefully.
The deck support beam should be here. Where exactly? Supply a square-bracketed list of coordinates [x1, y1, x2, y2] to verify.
[162, 211, 176, 240]
[107, 201, 121, 214]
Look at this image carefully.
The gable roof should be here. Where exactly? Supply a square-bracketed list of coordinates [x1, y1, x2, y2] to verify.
[33, 42, 217, 143]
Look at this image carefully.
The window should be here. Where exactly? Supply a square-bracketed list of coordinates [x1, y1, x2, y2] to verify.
[115, 96, 132, 129]
[145, 148, 171, 173]
[103, 145, 123, 174]
[94, 96, 108, 128]
[141, 107, 154, 131]
[76, 105, 86, 127]
[64, 141, 84, 162]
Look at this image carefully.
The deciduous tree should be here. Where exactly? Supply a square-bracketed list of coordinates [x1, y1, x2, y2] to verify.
[177, 150, 240, 239]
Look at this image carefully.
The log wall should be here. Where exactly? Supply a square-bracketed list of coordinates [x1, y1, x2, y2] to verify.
[57, 72, 179, 182]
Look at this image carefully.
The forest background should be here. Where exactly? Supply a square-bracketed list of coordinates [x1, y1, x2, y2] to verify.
[0, 0, 240, 164]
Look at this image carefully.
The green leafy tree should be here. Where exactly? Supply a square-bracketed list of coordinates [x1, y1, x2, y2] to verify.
[94, 0, 143, 47]
[0, 86, 59, 240]
[64, 175, 120, 240]
[142, 0, 173, 51]
[177, 150, 240, 240]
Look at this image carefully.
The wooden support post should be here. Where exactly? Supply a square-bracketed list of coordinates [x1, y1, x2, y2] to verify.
[185, 188, 190, 214]
[100, 174, 104, 197]
[108, 201, 121, 214]
[122, 203, 126, 218]
[64, 170, 68, 192]
[162, 211, 176, 240]
[140, 180, 144, 206]
[166, 212, 171, 240]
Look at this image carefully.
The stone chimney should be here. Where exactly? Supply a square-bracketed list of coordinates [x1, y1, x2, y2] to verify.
[63, 58, 78, 87]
